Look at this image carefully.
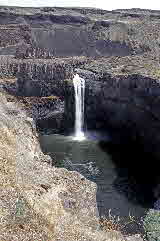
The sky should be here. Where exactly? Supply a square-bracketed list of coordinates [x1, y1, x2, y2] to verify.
[0, 0, 160, 10]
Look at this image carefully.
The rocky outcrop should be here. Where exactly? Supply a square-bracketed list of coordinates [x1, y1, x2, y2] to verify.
[1, 7, 160, 57]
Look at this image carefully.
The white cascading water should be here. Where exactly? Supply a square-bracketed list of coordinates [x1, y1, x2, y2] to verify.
[73, 74, 85, 141]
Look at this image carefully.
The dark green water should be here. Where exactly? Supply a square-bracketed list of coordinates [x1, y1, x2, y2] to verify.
[40, 133, 148, 234]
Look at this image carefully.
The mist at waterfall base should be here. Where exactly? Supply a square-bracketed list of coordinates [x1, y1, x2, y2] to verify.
[39, 74, 157, 234]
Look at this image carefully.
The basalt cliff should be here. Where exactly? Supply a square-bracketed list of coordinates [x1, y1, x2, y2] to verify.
[1, 6, 160, 241]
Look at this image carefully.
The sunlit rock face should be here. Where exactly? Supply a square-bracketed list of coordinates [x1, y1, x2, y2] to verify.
[1, 7, 160, 59]
[0, 7, 137, 58]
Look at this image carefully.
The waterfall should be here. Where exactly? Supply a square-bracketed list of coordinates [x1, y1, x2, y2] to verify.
[73, 74, 85, 141]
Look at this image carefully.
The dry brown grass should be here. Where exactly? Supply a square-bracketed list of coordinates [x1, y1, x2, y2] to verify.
[100, 210, 121, 232]
[0, 78, 17, 82]
[41, 95, 60, 100]
[0, 94, 55, 240]
[0, 124, 16, 188]
[100, 217, 121, 232]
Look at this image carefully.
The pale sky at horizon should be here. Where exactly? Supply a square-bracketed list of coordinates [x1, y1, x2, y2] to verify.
[0, 0, 160, 11]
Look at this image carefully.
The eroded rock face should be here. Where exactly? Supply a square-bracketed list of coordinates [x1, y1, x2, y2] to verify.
[16, 62, 73, 97]
[2, 7, 160, 58]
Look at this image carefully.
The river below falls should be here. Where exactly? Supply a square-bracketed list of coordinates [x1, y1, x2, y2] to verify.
[40, 132, 149, 234]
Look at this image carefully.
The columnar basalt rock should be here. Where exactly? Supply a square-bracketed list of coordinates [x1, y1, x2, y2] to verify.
[1, 6, 160, 240]
[64, 67, 160, 161]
